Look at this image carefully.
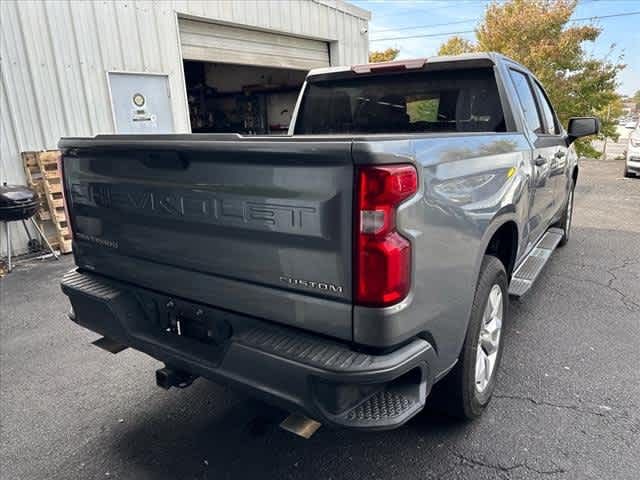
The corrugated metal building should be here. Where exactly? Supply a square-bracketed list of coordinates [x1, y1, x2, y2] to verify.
[0, 0, 370, 257]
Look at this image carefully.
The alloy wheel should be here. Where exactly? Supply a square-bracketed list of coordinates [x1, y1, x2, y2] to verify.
[475, 284, 503, 394]
[565, 188, 574, 239]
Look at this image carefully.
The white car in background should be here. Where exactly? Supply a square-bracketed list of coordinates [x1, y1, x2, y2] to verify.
[626, 127, 640, 178]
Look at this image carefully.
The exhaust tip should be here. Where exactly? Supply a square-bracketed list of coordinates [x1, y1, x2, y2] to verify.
[280, 413, 321, 439]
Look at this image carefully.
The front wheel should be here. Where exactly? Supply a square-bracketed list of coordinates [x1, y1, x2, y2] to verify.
[440, 255, 508, 420]
[556, 180, 575, 247]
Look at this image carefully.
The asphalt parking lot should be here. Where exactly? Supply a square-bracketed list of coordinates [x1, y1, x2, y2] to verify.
[1, 160, 638, 480]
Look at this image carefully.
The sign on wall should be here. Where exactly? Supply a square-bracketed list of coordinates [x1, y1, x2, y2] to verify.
[108, 72, 174, 134]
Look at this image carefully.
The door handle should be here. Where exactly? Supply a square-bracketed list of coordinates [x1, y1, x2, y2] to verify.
[534, 155, 547, 167]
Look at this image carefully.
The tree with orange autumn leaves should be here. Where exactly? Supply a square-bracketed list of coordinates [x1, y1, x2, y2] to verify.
[439, 0, 624, 157]
[368, 48, 400, 63]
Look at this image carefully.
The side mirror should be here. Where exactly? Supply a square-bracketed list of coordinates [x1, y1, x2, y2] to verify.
[567, 117, 600, 144]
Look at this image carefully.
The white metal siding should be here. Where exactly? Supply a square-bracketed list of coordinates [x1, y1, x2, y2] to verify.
[0, 0, 370, 256]
[179, 19, 330, 70]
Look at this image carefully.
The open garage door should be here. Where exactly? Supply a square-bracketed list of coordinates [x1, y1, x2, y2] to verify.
[179, 18, 329, 135]
[179, 18, 330, 70]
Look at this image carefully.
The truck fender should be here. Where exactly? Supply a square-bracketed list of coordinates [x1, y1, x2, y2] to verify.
[447, 211, 518, 359]
[472, 210, 519, 302]
[477, 210, 519, 272]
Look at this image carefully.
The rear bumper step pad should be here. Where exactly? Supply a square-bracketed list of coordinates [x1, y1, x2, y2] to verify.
[61, 269, 436, 430]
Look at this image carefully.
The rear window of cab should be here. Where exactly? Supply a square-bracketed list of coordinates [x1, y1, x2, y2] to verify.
[295, 67, 506, 135]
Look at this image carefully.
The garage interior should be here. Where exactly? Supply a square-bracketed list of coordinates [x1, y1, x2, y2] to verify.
[183, 61, 307, 135]
[180, 18, 331, 135]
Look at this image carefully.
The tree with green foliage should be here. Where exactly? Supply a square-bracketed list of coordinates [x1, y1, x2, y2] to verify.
[369, 48, 400, 63]
[407, 98, 439, 122]
[438, 37, 475, 56]
[438, 0, 624, 157]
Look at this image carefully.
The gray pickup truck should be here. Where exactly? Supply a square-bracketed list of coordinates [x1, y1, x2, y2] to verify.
[59, 53, 598, 431]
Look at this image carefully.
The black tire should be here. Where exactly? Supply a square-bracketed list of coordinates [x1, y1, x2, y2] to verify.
[438, 255, 508, 420]
[624, 168, 633, 178]
[556, 179, 575, 247]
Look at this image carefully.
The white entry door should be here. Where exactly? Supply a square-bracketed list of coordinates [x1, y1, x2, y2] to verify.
[108, 72, 174, 134]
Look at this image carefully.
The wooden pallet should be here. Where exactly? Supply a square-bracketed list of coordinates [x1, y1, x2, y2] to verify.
[37, 151, 72, 253]
[21, 150, 72, 253]
[22, 151, 58, 251]
[22, 152, 51, 222]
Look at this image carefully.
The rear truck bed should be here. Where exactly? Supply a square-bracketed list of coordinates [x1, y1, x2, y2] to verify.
[59, 134, 436, 430]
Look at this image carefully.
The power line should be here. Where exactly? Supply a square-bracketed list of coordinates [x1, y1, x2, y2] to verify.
[372, 18, 478, 34]
[367, 0, 629, 22]
[371, 30, 476, 42]
[371, 10, 640, 38]
[569, 10, 640, 22]
[370, 10, 640, 42]
[366, 0, 627, 21]
[364, 0, 488, 21]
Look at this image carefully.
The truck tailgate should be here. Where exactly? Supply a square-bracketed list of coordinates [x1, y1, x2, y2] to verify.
[60, 136, 354, 340]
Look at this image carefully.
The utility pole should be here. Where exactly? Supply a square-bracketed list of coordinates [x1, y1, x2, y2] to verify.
[602, 104, 611, 160]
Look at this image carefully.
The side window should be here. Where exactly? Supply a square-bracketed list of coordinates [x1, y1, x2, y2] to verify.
[509, 69, 543, 134]
[532, 82, 559, 135]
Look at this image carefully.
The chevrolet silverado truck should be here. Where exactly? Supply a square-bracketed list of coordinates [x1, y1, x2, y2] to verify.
[59, 53, 599, 430]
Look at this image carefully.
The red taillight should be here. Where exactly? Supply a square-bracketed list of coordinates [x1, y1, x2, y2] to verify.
[355, 164, 417, 307]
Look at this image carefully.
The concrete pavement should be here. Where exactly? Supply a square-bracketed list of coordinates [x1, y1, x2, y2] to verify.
[1, 160, 638, 480]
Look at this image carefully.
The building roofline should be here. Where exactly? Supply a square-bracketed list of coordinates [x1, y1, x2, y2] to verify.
[314, 0, 371, 20]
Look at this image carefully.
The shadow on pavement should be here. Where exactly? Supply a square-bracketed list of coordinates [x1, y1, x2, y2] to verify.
[100, 381, 470, 480]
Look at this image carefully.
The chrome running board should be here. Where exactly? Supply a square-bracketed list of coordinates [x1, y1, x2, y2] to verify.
[508, 227, 563, 297]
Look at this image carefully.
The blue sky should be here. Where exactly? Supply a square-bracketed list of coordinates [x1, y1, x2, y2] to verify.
[351, 0, 640, 96]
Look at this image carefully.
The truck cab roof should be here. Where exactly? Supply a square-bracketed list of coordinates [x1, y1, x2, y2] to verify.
[306, 52, 530, 79]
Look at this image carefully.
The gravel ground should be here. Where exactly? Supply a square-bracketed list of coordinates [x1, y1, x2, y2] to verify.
[1, 159, 638, 480]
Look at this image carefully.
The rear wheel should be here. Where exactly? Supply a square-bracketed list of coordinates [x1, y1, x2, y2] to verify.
[439, 255, 507, 420]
